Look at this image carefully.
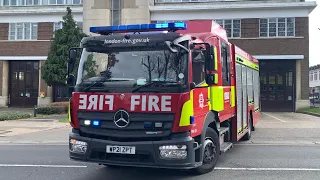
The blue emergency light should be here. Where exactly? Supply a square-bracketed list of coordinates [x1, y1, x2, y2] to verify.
[92, 120, 100, 126]
[89, 22, 187, 34]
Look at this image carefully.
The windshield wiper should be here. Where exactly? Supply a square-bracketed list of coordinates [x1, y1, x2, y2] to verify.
[83, 78, 108, 92]
[132, 81, 176, 93]
[83, 78, 132, 92]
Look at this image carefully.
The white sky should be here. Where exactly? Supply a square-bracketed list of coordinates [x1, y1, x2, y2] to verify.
[306, 0, 319, 66]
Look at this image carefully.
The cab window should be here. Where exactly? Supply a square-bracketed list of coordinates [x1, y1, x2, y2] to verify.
[192, 49, 206, 85]
[221, 41, 231, 86]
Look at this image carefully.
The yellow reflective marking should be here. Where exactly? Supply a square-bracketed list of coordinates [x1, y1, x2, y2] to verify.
[210, 86, 224, 111]
[214, 74, 218, 84]
[236, 55, 259, 70]
[214, 47, 218, 71]
[68, 99, 71, 123]
[179, 91, 194, 127]
[231, 86, 235, 107]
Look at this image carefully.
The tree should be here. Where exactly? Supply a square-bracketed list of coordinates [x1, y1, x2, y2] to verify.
[42, 7, 97, 86]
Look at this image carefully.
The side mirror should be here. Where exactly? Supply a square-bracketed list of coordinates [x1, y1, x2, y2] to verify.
[67, 48, 78, 74]
[66, 74, 76, 87]
[205, 45, 216, 85]
[190, 82, 196, 90]
[69, 49, 77, 63]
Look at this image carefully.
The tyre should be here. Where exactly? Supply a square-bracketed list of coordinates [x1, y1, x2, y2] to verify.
[242, 115, 252, 141]
[193, 127, 220, 175]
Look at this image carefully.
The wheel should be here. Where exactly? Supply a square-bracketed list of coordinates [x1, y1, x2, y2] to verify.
[242, 115, 252, 141]
[193, 127, 220, 175]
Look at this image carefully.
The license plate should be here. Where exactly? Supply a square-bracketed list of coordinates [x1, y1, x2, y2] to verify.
[106, 145, 136, 154]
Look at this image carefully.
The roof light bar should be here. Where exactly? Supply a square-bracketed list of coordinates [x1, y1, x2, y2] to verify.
[89, 22, 187, 34]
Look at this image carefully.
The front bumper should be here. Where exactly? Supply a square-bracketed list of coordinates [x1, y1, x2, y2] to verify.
[69, 130, 196, 169]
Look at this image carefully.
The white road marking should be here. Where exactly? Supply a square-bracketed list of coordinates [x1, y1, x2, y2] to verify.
[0, 143, 68, 146]
[234, 143, 320, 146]
[215, 167, 320, 171]
[2, 164, 319, 172]
[0, 164, 87, 168]
[262, 112, 287, 122]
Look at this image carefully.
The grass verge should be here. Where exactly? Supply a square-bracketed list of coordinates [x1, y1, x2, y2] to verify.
[298, 107, 320, 116]
[59, 118, 69, 123]
[303, 107, 320, 115]
[0, 112, 32, 121]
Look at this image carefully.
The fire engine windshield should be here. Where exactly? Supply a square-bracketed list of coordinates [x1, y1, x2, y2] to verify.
[75, 47, 189, 93]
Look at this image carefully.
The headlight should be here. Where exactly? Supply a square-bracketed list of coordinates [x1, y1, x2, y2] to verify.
[70, 139, 88, 154]
[159, 145, 187, 159]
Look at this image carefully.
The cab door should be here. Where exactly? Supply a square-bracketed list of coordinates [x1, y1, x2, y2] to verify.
[190, 48, 210, 137]
[219, 40, 233, 121]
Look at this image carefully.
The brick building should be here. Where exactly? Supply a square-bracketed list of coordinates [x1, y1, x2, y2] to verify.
[0, 0, 83, 107]
[310, 64, 320, 93]
[83, 0, 316, 112]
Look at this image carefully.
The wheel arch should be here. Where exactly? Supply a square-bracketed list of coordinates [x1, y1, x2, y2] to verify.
[194, 110, 219, 163]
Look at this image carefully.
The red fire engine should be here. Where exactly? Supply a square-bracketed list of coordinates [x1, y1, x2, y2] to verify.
[66, 20, 260, 174]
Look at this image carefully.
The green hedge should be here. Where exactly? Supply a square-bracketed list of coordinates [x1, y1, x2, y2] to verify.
[37, 101, 69, 115]
[0, 112, 32, 121]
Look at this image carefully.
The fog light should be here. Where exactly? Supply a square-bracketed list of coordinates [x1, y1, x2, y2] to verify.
[70, 139, 87, 154]
[159, 145, 187, 159]
[155, 122, 163, 128]
[84, 120, 91, 126]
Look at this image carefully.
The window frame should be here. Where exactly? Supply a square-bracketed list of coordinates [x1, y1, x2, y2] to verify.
[214, 19, 241, 38]
[220, 40, 231, 86]
[259, 17, 295, 38]
[191, 48, 206, 85]
[1, 0, 82, 6]
[53, 21, 83, 37]
[110, 0, 121, 26]
[8, 22, 38, 40]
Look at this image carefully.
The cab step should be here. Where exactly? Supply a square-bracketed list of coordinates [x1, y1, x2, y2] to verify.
[220, 142, 233, 153]
[218, 127, 229, 135]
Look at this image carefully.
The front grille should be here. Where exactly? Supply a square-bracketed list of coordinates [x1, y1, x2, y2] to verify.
[89, 148, 154, 164]
[78, 111, 174, 141]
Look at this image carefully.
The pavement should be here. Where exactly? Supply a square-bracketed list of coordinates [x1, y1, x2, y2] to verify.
[0, 112, 319, 180]
[0, 113, 69, 144]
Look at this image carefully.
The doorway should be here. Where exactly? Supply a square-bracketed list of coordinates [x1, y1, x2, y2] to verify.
[9, 61, 39, 107]
[259, 60, 296, 112]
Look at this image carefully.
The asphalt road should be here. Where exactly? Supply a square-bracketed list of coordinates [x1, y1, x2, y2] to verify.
[1, 144, 320, 180]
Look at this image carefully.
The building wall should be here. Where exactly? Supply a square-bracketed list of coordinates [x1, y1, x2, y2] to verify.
[229, 17, 310, 100]
[309, 64, 320, 93]
[0, 4, 83, 107]
[83, 0, 151, 35]
[82, 0, 316, 111]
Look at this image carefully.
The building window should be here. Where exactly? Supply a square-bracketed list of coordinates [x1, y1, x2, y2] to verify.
[76, 21, 83, 30]
[310, 74, 313, 81]
[53, 21, 82, 36]
[259, 18, 295, 37]
[155, 0, 231, 2]
[9, 23, 38, 40]
[215, 19, 241, 38]
[315, 72, 318, 81]
[110, 0, 121, 25]
[54, 22, 63, 32]
[2, 0, 82, 6]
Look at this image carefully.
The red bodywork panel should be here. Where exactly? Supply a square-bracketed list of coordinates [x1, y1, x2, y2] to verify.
[70, 92, 192, 133]
[70, 20, 261, 142]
